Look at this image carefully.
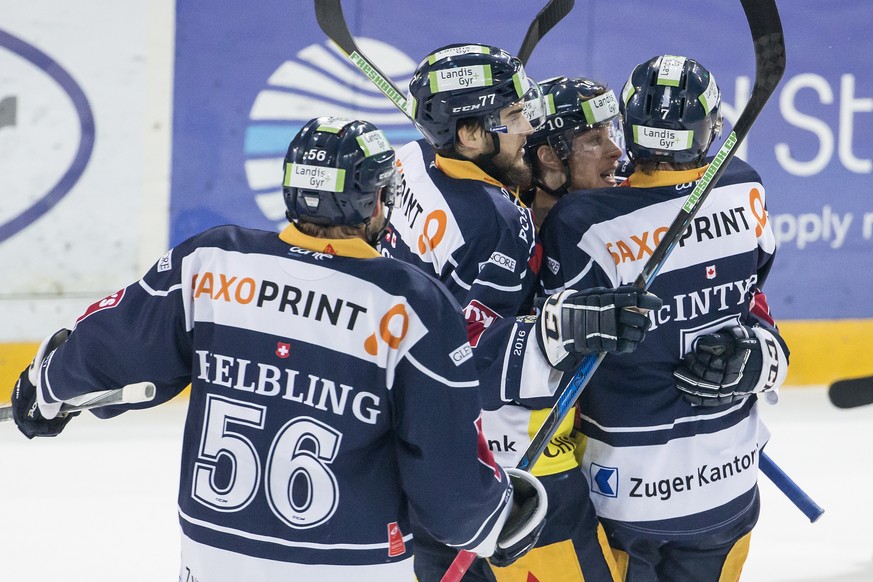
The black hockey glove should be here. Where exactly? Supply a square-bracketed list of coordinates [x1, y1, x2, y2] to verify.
[674, 324, 786, 407]
[11, 329, 77, 439]
[489, 468, 548, 568]
[536, 287, 662, 371]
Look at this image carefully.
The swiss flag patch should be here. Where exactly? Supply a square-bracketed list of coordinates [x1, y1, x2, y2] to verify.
[76, 289, 125, 324]
[276, 342, 291, 358]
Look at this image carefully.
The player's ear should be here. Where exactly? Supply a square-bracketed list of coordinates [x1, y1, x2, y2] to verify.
[536, 144, 562, 171]
[456, 123, 486, 152]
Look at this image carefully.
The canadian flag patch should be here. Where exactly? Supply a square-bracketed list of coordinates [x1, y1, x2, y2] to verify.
[387, 522, 406, 557]
[705, 265, 717, 279]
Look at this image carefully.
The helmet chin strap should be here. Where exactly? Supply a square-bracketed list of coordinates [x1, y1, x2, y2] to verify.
[532, 158, 572, 198]
[366, 204, 393, 246]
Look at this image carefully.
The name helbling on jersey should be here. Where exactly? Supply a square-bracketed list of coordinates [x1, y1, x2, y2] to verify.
[194, 350, 382, 425]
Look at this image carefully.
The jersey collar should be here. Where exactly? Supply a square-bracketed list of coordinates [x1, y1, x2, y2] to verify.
[278, 223, 381, 259]
[434, 153, 528, 207]
[435, 153, 505, 188]
[622, 165, 709, 188]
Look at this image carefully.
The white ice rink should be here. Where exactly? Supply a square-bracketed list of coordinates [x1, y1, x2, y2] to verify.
[3, 386, 873, 582]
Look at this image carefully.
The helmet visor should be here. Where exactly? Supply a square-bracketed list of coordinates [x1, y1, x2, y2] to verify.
[567, 117, 624, 158]
[485, 77, 545, 135]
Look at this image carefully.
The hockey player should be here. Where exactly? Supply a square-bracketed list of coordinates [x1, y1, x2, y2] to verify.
[383, 44, 659, 582]
[539, 55, 790, 581]
[9, 117, 550, 582]
[522, 76, 624, 228]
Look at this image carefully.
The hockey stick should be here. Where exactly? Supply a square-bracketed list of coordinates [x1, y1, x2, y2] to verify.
[316, 0, 817, 570]
[759, 449, 823, 522]
[828, 375, 873, 409]
[0, 382, 157, 423]
[517, 0, 575, 65]
[313, 0, 575, 114]
[517, 0, 825, 525]
[313, 0, 409, 113]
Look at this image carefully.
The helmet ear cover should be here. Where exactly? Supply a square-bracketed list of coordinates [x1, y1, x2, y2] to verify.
[283, 117, 397, 228]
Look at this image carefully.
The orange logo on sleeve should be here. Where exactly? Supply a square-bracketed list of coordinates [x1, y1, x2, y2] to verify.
[417, 210, 447, 254]
[749, 187, 767, 237]
[365, 304, 410, 355]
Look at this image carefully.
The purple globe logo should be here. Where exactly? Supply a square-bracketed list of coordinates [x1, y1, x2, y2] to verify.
[0, 30, 95, 243]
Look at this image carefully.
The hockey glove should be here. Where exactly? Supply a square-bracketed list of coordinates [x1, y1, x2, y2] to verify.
[489, 468, 548, 568]
[11, 328, 77, 439]
[674, 324, 787, 407]
[536, 287, 662, 371]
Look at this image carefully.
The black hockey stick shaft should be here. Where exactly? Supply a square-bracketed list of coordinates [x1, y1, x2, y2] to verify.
[520, 0, 824, 525]
[516, 0, 575, 65]
[519, 0, 786, 477]
[314, 0, 575, 116]
[829, 375, 873, 408]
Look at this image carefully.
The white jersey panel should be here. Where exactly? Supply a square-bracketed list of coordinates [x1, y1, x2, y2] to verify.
[393, 141, 465, 275]
[583, 404, 770, 523]
[581, 181, 774, 286]
[179, 532, 414, 582]
[180, 247, 428, 372]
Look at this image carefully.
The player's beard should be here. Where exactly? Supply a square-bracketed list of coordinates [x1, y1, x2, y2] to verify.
[479, 147, 533, 191]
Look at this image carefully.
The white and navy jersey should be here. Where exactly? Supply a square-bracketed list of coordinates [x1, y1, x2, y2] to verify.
[35, 224, 513, 581]
[383, 139, 541, 340]
[381, 139, 573, 477]
[539, 158, 786, 540]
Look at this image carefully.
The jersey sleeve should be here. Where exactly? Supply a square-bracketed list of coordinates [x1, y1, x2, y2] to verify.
[470, 315, 565, 411]
[37, 237, 199, 417]
[451, 219, 539, 347]
[539, 205, 614, 294]
[387, 277, 513, 554]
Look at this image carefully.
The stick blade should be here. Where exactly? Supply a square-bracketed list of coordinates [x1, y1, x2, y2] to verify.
[314, 0, 356, 56]
[828, 376, 873, 409]
[516, 0, 575, 65]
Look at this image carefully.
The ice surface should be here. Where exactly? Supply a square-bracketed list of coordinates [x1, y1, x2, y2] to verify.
[2, 386, 872, 581]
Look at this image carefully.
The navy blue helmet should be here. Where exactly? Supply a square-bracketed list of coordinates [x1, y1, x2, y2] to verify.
[620, 55, 722, 165]
[526, 76, 621, 159]
[283, 117, 397, 227]
[407, 44, 545, 150]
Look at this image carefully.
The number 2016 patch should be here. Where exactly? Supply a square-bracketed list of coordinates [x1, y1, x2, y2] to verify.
[76, 289, 126, 325]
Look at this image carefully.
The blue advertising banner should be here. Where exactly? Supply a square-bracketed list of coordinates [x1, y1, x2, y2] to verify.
[171, 0, 872, 322]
